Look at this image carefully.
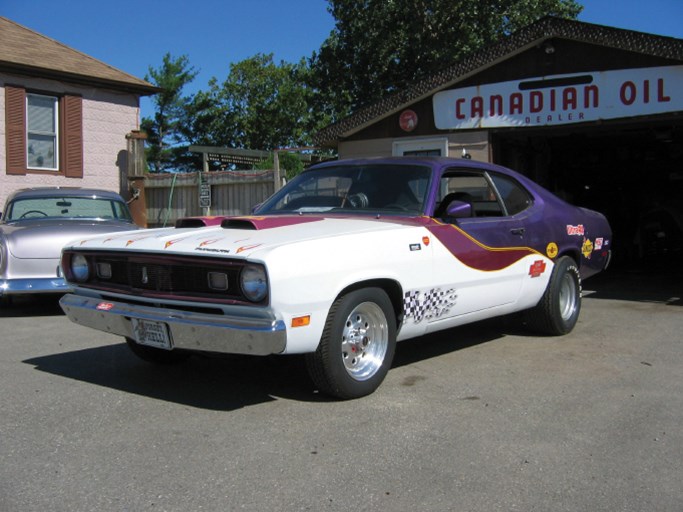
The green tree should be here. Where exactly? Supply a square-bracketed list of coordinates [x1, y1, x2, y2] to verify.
[142, 53, 198, 172]
[177, 80, 232, 149]
[253, 152, 305, 181]
[203, 54, 323, 151]
[310, 0, 583, 119]
[177, 54, 329, 170]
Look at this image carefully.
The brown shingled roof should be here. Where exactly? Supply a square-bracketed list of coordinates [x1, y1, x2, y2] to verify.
[314, 16, 683, 146]
[0, 16, 158, 95]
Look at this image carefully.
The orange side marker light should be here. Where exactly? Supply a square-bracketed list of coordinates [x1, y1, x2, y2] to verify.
[291, 315, 311, 328]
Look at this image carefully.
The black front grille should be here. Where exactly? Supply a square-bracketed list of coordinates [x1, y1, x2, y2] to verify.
[65, 251, 264, 305]
[129, 262, 172, 290]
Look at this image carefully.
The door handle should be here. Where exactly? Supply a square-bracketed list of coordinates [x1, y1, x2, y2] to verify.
[510, 227, 525, 236]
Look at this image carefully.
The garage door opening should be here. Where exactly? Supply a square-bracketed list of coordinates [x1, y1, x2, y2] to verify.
[492, 121, 683, 270]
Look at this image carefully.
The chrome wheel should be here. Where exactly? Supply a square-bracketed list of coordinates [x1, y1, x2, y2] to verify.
[306, 287, 397, 399]
[559, 271, 578, 321]
[525, 256, 581, 336]
[341, 301, 389, 381]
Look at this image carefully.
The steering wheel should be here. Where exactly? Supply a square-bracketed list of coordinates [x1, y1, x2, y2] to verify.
[19, 210, 48, 219]
[346, 193, 369, 208]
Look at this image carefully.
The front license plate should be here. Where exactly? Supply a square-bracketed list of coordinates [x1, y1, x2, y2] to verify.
[131, 318, 172, 350]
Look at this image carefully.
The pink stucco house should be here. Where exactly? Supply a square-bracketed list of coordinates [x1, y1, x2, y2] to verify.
[0, 16, 158, 209]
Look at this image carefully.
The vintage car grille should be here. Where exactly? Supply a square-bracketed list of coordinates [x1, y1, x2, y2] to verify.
[63, 251, 264, 305]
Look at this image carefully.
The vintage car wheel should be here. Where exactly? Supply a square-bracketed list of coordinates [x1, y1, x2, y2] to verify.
[526, 256, 581, 335]
[306, 287, 397, 399]
[125, 337, 191, 364]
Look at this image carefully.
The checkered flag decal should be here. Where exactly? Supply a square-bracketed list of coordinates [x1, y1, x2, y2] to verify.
[403, 288, 457, 323]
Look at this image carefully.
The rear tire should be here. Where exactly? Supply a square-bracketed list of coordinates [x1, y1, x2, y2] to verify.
[306, 288, 397, 399]
[525, 256, 581, 335]
[125, 337, 191, 364]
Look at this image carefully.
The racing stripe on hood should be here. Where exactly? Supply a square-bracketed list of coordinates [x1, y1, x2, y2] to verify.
[428, 223, 540, 271]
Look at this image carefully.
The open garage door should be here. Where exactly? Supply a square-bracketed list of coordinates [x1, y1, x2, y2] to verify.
[492, 120, 683, 270]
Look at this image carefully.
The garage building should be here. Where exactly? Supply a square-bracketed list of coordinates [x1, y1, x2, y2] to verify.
[314, 17, 683, 267]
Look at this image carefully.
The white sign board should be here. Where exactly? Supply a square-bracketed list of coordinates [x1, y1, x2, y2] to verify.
[433, 65, 683, 129]
[199, 175, 211, 209]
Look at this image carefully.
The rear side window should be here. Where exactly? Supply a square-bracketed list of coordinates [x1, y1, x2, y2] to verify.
[489, 174, 532, 216]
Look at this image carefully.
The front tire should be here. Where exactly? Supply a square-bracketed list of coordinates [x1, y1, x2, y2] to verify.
[525, 256, 581, 335]
[306, 288, 397, 399]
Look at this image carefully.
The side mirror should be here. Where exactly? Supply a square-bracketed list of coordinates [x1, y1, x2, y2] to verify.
[445, 200, 472, 219]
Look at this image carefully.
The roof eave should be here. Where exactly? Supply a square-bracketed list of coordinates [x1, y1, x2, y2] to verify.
[326, 42, 539, 144]
[0, 61, 160, 96]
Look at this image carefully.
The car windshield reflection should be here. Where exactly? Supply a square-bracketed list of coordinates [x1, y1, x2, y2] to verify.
[256, 164, 432, 215]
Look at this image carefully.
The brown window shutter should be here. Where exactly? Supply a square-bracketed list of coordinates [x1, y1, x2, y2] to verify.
[61, 95, 83, 178]
[5, 86, 27, 175]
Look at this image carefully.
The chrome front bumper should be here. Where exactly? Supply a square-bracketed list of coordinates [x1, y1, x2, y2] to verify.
[59, 294, 287, 356]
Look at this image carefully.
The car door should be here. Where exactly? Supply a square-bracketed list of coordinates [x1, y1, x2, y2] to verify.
[429, 169, 535, 318]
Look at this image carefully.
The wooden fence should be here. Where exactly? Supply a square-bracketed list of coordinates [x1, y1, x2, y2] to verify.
[144, 170, 275, 227]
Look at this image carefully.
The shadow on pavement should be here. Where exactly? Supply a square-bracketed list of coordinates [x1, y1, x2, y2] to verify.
[393, 316, 517, 369]
[24, 343, 320, 410]
[23, 316, 513, 409]
[583, 269, 682, 305]
[0, 294, 65, 317]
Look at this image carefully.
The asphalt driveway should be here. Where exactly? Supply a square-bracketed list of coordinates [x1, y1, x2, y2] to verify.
[1, 270, 681, 511]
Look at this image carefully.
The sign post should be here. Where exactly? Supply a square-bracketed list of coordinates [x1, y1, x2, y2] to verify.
[199, 169, 211, 213]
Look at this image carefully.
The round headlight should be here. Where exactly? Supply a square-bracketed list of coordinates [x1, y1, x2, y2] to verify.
[70, 254, 90, 282]
[240, 265, 267, 302]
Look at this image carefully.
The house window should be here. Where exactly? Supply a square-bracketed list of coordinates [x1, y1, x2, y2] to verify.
[27, 93, 59, 170]
[5, 85, 83, 178]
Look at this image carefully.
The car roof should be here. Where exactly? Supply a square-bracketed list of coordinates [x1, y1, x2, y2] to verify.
[6, 187, 125, 202]
[307, 156, 517, 177]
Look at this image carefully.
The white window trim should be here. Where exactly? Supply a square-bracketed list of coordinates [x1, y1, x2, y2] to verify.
[392, 137, 449, 157]
[26, 93, 60, 171]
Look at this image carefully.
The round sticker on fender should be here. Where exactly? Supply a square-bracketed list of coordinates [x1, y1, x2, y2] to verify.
[546, 242, 558, 258]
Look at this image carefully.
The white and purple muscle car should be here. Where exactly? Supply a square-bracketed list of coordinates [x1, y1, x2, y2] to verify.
[59, 157, 611, 399]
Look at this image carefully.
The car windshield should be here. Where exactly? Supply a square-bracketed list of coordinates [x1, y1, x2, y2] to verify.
[5, 196, 133, 222]
[256, 164, 432, 215]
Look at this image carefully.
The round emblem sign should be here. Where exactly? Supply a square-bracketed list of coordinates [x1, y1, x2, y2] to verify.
[399, 110, 418, 132]
[546, 242, 558, 259]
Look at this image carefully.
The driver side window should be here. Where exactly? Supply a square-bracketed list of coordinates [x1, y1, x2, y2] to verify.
[435, 171, 502, 218]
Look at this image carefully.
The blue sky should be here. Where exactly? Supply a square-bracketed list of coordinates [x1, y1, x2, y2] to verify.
[2, 0, 682, 119]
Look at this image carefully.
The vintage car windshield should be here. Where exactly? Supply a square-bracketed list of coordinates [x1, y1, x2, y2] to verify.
[257, 164, 432, 215]
[4, 196, 133, 222]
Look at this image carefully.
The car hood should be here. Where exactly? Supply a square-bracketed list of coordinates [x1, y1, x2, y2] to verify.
[2, 220, 139, 259]
[68, 215, 426, 258]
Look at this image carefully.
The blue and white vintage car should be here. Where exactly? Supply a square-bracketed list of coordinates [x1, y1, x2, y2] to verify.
[59, 157, 611, 399]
